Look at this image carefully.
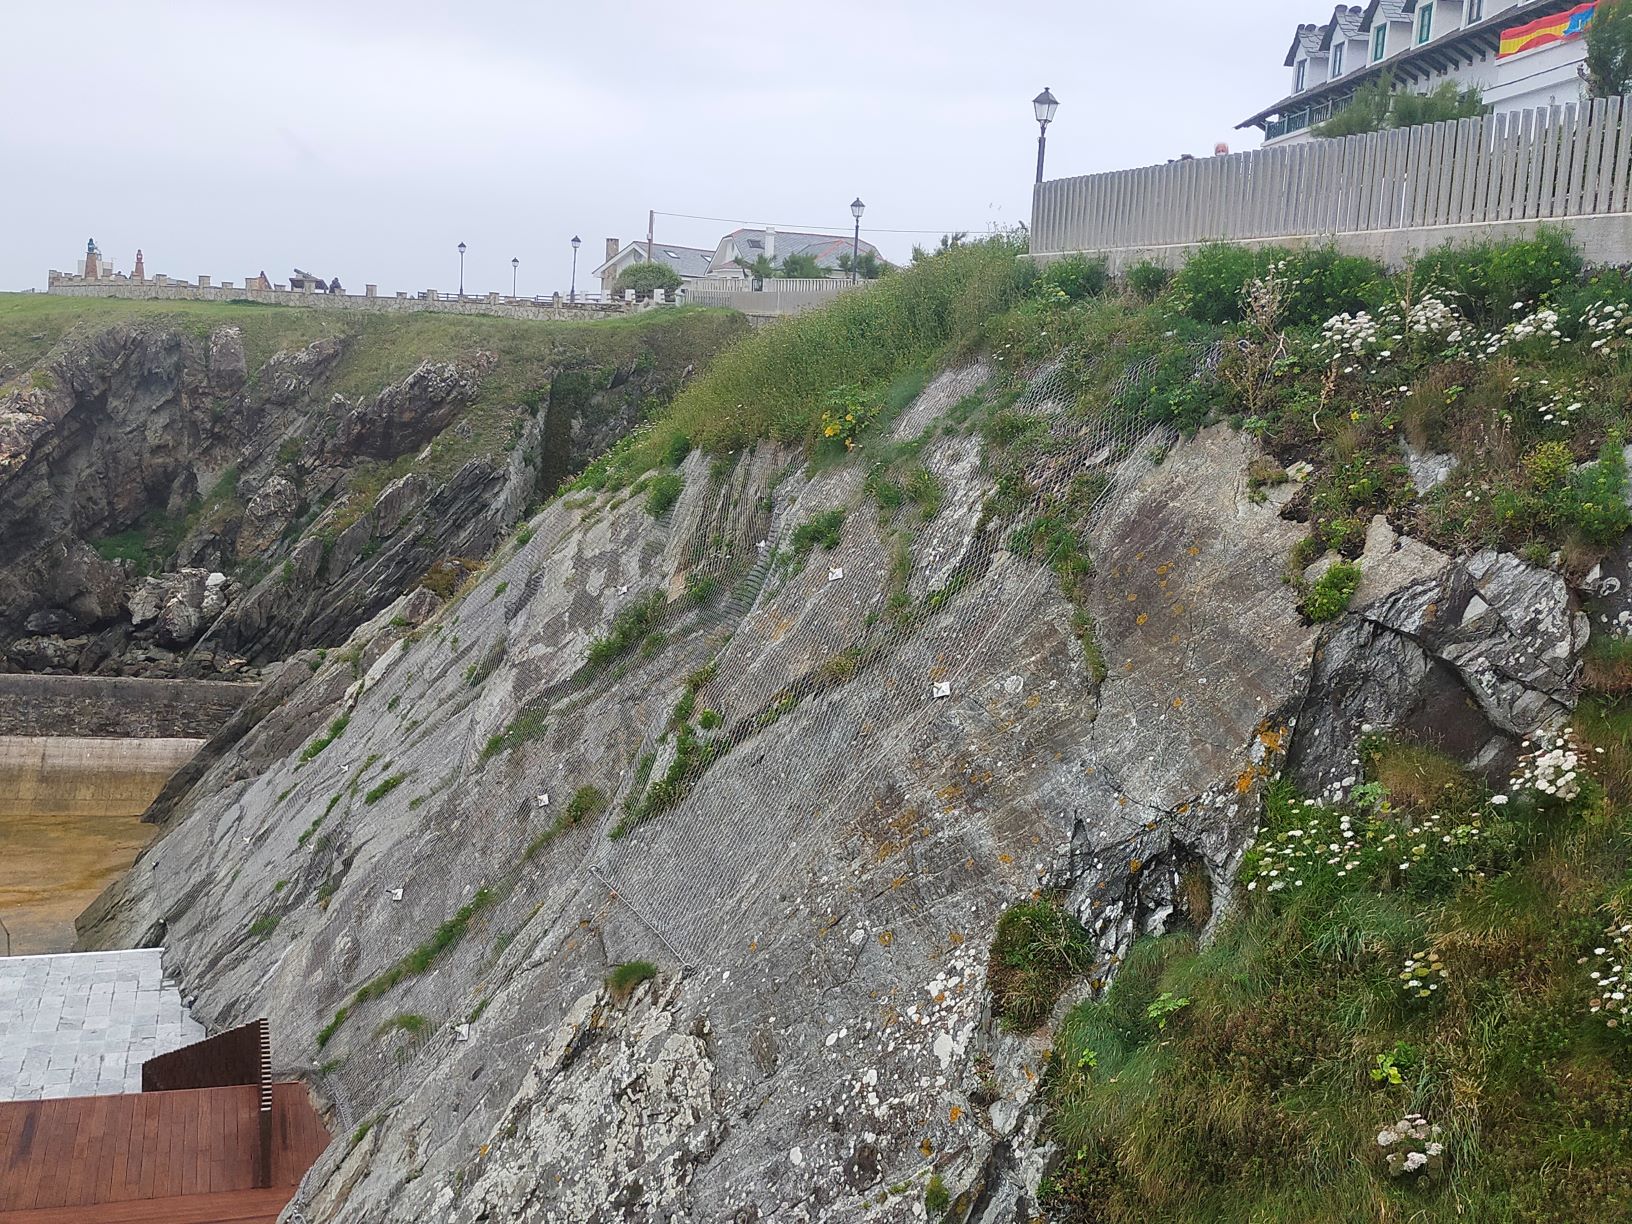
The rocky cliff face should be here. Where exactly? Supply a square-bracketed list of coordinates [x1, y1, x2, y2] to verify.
[77, 359, 1584, 1221]
[0, 306, 744, 677]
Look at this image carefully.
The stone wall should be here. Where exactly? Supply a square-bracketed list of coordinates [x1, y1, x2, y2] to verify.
[43, 280, 657, 323]
[0, 675, 256, 739]
[0, 735, 203, 817]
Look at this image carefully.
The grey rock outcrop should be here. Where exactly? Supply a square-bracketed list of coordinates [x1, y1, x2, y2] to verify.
[1291, 528, 1586, 796]
[76, 363, 1587, 1221]
[0, 311, 743, 675]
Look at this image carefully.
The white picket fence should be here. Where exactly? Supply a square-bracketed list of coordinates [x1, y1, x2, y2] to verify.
[1032, 96, 1632, 265]
[679, 276, 860, 317]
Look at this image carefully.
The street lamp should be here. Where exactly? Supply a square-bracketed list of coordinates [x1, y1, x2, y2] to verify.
[457, 241, 467, 297]
[511, 256, 519, 299]
[849, 198, 865, 283]
[1033, 87, 1059, 184]
[570, 235, 581, 303]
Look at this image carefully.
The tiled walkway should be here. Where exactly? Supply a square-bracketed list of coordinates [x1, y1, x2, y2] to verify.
[0, 950, 204, 1100]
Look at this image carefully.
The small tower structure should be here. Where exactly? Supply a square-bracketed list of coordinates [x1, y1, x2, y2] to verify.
[83, 238, 102, 280]
[133, 249, 145, 282]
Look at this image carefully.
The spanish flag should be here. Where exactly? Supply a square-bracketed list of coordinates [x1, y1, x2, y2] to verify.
[1498, 1, 1597, 58]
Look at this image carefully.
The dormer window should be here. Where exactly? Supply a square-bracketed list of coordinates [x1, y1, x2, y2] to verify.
[1332, 42, 1345, 77]
[1417, 3, 1434, 45]
[1467, 0, 1483, 21]
[1296, 58, 1308, 91]
[1373, 24, 1387, 60]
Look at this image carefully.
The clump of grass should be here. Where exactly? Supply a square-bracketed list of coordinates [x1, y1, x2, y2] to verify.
[374, 1013, 431, 1039]
[480, 705, 549, 761]
[645, 471, 684, 516]
[987, 897, 1097, 1032]
[364, 773, 406, 805]
[299, 713, 350, 763]
[586, 591, 666, 668]
[606, 960, 657, 1001]
[247, 914, 279, 941]
[522, 785, 607, 859]
[924, 1173, 951, 1216]
[318, 888, 497, 1047]
[778, 508, 846, 574]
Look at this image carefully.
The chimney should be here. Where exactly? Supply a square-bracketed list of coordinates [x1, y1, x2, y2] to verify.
[764, 227, 777, 263]
[605, 237, 620, 263]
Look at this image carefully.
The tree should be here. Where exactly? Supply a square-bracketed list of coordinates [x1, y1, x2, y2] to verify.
[1585, 0, 1632, 99]
[1313, 75, 1484, 137]
[778, 252, 824, 278]
[613, 261, 682, 299]
[837, 250, 884, 279]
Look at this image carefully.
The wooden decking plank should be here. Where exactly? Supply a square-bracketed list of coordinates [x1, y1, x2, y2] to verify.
[0, 1184, 294, 1223]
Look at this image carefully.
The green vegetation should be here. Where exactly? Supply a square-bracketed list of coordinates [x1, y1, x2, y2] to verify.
[363, 773, 406, 805]
[780, 508, 847, 573]
[1587, 0, 1632, 99]
[645, 471, 684, 516]
[1303, 561, 1362, 623]
[522, 785, 607, 859]
[318, 888, 496, 1048]
[586, 590, 667, 668]
[592, 236, 1032, 468]
[247, 914, 280, 941]
[299, 713, 350, 763]
[612, 261, 682, 298]
[480, 704, 550, 760]
[987, 897, 1097, 1032]
[924, 1173, 951, 1216]
[605, 960, 657, 1000]
[374, 1013, 431, 1039]
[1038, 726, 1632, 1221]
[1315, 74, 1485, 138]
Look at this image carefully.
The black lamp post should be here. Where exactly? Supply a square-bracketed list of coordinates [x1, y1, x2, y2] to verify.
[511, 256, 519, 298]
[457, 241, 467, 297]
[570, 235, 581, 303]
[849, 198, 865, 283]
[1033, 87, 1059, 184]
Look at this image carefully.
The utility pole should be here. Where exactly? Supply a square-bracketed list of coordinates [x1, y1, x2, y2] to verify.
[646, 209, 655, 263]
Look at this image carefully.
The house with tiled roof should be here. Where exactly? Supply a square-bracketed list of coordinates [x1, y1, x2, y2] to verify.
[704, 228, 884, 278]
[1243, 0, 1597, 145]
[594, 239, 717, 297]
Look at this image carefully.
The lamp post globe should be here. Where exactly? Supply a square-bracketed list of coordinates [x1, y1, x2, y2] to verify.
[1032, 87, 1059, 185]
[570, 236, 581, 303]
[457, 241, 467, 297]
[511, 256, 519, 299]
[849, 198, 865, 283]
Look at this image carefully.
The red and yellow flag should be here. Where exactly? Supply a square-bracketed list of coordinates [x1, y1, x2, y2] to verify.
[1498, 1, 1597, 58]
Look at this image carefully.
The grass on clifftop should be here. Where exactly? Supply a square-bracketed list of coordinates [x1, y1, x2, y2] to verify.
[1039, 716, 1632, 1223]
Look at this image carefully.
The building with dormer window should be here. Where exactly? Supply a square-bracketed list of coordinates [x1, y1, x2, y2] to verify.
[1242, 0, 1598, 145]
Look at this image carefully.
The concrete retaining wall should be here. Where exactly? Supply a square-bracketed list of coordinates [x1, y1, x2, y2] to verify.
[0, 736, 203, 817]
[0, 675, 256, 739]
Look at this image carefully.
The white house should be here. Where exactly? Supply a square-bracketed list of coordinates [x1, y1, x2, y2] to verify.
[594, 239, 716, 296]
[701, 228, 884, 279]
[1242, 0, 1599, 145]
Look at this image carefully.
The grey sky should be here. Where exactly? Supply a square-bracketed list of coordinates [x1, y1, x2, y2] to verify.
[3, 1, 1314, 296]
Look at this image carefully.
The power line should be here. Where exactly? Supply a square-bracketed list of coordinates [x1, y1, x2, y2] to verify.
[653, 210, 1004, 236]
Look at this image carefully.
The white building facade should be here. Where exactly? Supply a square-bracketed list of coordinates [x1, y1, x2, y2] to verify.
[1242, 0, 1600, 146]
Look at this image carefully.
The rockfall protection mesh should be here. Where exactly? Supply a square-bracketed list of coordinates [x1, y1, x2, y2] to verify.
[290, 342, 1216, 1192]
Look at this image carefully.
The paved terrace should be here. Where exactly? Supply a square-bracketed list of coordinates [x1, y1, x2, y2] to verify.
[0, 949, 204, 1100]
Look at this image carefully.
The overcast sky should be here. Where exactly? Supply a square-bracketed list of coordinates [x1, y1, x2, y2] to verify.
[3, 1, 1314, 296]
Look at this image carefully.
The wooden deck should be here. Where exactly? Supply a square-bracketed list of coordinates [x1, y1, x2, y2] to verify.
[0, 1082, 328, 1221]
